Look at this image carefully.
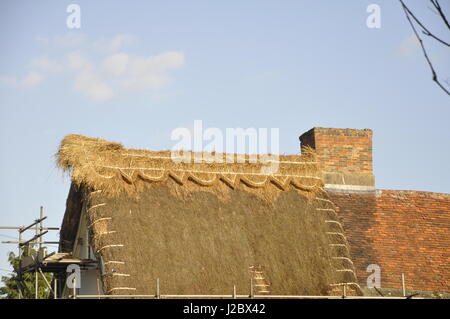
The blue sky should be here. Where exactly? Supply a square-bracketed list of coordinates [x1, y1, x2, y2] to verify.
[0, 1, 449, 279]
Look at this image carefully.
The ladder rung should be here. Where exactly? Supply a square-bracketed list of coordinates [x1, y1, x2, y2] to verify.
[254, 284, 270, 287]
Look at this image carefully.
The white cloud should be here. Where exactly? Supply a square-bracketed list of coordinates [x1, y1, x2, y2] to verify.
[54, 32, 85, 48]
[34, 33, 85, 47]
[394, 34, 420, 59]
[102, 51, 185, 90]
[22, 71, 45, 87]
[94, 34, 135, 53]
[67, 51, 114, 101]
[35, 36, 50, 45]
[122, 73, 169, 90]
[103, 53, 129, 75]
[74, 69, 114, 101]
[129, 51, 185, 75]
[0, 34, 185, 102]
[0, 71, 44, 88]
[121, 51, 184, 90]
[31, 57, 63, 73]
[67, 50, 91, 70]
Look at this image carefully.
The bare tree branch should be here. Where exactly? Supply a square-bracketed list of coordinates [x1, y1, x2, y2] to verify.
[399, 0, 450, 95]
[430, 0, 450, 29]
[401, 1, 449, 46]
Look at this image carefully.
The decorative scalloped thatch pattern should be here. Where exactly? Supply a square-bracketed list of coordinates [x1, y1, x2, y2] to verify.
[57, 134, 323, 197]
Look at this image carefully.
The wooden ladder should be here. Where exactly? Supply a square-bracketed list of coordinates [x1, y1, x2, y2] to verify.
[249, 265, 270, 294]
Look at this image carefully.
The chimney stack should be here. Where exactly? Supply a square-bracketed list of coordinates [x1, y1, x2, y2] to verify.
[300, 127, 375, 192]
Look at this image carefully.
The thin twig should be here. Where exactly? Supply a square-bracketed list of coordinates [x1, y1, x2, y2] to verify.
[399, 0, 450, 95]
[431, 0, 450, 29]
[401, 0, 449, 46]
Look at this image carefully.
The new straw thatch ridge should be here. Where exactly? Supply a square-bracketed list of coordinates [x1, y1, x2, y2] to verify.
[56, 134, 323, 198]
[57, 134, 361, 296]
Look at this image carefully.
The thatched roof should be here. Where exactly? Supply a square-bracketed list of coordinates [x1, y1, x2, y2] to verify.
[57, 135, 323, 198]
[58, 134, 360, 296]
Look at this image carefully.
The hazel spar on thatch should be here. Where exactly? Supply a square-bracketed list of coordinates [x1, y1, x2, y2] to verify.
[56, 134, 324, 198]
[57, 134, 361, 296]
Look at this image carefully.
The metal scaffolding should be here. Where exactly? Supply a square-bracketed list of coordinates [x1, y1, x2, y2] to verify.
[0, 206, 77, 299]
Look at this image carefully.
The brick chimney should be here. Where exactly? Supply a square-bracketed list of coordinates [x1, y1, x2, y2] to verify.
[299, 127, 375, 191]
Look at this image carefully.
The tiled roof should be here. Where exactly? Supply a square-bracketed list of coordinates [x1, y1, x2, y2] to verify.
[329, 190, 450, 293]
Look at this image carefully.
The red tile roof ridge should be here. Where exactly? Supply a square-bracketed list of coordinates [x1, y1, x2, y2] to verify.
[376, 189, 450, 200]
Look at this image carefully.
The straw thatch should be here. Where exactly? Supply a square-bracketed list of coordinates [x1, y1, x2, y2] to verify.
[58, 134, 361, 296]
[56, 134, 323, 199]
